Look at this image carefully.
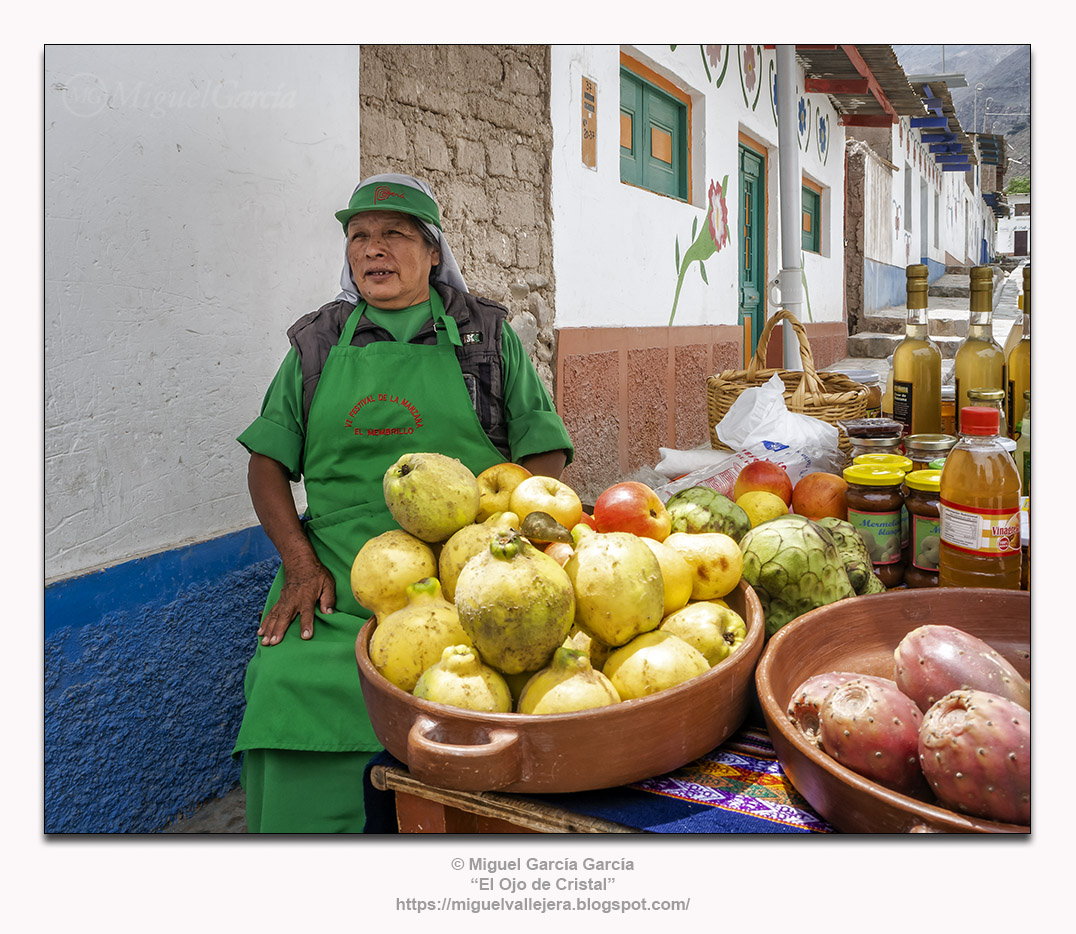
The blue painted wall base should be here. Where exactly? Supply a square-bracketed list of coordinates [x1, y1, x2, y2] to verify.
[44, 526, 279, 833]
[863, 256, 948, 314]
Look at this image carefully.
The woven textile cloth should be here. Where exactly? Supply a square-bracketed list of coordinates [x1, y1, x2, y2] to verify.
[363, 726, 833, 834]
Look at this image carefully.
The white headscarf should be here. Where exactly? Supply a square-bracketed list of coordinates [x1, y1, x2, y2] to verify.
[335, 173, 469, 304]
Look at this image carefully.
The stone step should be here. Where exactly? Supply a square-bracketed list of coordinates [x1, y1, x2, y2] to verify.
[930, 273, 972, 299]
[846, 331, 964, 360]
[862, 311, 969, 337]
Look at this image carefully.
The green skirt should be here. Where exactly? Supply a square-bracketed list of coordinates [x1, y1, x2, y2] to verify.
[240, 748, 379, 833]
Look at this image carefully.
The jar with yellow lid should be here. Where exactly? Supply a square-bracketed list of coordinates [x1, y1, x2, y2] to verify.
[842, 464, 906, 588]
[852, 453, 913, 474]
[848, 435, 903, 464]
[903, 433, 957, 472]
[904, 469, 941, 588]
[853, 453, 913, 552]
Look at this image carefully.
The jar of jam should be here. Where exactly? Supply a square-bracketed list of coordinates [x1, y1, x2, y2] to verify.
[903, 434, 957, 472]
[852, 453, 913, 474]
[853, 454, 913, 553]
[842, 464, 906, 588]
[848, 435, 903, 463]
[904, 469, 941, 588]
[940, 386, 957, 436]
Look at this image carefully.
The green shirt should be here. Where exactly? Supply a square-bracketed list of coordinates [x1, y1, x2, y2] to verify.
[239, 318, 573, 480]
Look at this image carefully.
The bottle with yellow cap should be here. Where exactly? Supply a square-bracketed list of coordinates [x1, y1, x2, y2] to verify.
[1007, 265, 1031, 439]
[892, 264, 942, 436]
[954, 266, 1007, 433]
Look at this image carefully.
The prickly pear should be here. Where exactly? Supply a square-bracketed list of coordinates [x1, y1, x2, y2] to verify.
[893, 625, 1030, 713]
[919, 689, 1030, 825]
[786, 671, 861, 747]
[819, 676, 924, 794]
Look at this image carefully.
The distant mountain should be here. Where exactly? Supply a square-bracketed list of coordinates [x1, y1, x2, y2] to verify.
[893, 45, 1031, 184]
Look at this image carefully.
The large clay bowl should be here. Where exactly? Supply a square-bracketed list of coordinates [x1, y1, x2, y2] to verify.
[356, 580, 764, 794]
[755, 587, 1031, 833]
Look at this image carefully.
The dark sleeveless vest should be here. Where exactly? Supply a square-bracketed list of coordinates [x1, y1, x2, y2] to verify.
[286, 282, 511, 459]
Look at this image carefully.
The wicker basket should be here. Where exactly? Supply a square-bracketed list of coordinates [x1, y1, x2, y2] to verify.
[707, 309, 869, 456]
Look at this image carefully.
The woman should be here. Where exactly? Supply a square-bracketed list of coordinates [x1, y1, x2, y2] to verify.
[234, 173, 573, 833]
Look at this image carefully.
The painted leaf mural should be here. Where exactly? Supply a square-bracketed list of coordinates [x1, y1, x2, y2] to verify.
[669, 175, 729, 325]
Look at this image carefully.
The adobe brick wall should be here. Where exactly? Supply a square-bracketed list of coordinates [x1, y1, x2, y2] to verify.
[359, 45, 559, 391]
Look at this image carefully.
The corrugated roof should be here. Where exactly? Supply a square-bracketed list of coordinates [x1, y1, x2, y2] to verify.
[794, 44, 927, 121]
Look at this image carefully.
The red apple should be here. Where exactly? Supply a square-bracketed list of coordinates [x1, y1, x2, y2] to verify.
[476, 462, 532, 522]
[592, 481, 672, 542]
[577, 512, 599, 531]
[733, 460, 794, 506]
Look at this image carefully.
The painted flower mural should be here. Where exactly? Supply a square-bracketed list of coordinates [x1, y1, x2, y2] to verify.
[707, 177, 730, 251]
[743, 46, 757, 93]
[669, 175, 729, 325]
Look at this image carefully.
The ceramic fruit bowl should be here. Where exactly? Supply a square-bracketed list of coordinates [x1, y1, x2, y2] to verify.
[755, 587, 1031, 833]
[356, 580, 764, 794]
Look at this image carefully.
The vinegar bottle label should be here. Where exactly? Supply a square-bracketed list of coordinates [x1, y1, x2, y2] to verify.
[939, 500, 1022, 555]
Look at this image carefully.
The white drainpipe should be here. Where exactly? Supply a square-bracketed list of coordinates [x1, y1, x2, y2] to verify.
[776, 44, 803, 370]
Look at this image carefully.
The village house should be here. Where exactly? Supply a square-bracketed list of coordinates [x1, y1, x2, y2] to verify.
[44, 44, 1006, 832]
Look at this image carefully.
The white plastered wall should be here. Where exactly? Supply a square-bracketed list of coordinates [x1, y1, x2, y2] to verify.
[44, 45, 360, 581]
[550, 44, 846, 331]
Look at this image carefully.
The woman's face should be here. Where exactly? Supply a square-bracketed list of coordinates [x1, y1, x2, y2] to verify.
[346, 210, 441, 309]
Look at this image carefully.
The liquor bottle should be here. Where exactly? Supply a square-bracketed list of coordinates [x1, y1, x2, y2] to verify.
[954, 266, 1007, 433]
[938, 406, 1022, 589]
[1007, 265, 1031, 439]
[892, 264, 942, 436]
[1013, 390, 1030, 496]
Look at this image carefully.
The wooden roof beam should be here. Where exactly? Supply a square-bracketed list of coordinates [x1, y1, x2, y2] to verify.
[834, 114, 895, 128]
[805, 77, 870, 94]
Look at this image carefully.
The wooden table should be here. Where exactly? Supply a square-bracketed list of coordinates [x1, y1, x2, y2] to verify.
[369, 764, 640, 833]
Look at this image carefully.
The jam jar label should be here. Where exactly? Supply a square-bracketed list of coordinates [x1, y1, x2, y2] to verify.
[847, 508, 903, 565]
[911, 514, 941, 570]
[939, 501, 1021, 555]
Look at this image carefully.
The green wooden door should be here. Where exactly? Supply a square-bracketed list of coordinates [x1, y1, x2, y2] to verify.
[739, 144, 765, 359]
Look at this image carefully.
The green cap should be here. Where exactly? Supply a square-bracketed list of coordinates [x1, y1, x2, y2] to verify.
[334, 180, 442, 232]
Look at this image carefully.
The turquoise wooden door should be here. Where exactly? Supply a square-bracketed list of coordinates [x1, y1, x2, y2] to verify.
[739, 144, 765, 359]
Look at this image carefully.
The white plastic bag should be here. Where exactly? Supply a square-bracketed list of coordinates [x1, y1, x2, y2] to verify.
[717, 373, 839, 456]
[653, 374, 842, 502]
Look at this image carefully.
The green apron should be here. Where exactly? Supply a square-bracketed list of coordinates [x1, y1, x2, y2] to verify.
[233, 291, 506, 755]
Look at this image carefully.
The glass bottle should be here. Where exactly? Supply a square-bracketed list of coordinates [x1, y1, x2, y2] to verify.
[954, 266, 1007, 433]
[881, 355, 895, 419]
[892, 264, 942, 437]
[966, 388, 1008, 439]
[1007, 265, 1031, 439]
[938, 406, 1022, 589]
[1013, 390, 1030, 496]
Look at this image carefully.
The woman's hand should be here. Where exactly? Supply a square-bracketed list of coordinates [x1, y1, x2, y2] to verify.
[258, 552, 336, 646]
[247, 452, 336, 646]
